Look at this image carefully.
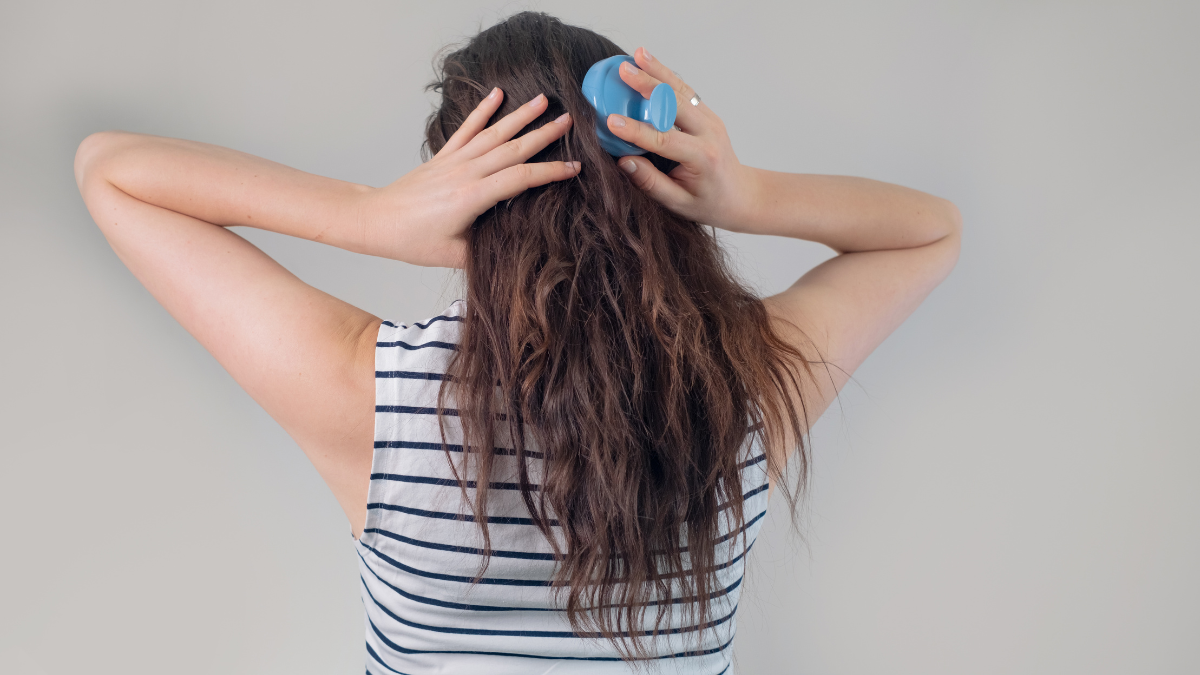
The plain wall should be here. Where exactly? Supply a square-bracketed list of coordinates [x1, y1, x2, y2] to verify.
[1, 1, 1197, 673]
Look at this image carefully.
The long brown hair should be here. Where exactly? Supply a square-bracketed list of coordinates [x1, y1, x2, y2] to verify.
[423, 10, 821, 661]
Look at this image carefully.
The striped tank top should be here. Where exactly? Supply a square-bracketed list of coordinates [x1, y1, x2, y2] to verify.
[355, 300, 770, 674]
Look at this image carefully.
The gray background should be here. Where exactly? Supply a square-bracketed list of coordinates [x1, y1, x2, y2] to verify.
[1, 1, 1196, 673]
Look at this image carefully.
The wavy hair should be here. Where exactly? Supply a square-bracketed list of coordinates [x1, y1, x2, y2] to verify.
[423, 10, 821, 661]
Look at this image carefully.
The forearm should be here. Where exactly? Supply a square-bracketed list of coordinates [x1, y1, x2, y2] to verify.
[731, 167, 960, 254]
[74, 131, 372, 251]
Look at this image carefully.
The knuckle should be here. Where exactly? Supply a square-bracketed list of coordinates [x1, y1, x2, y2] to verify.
[637, 171, 655, 191]
[653, 129, 672, 152]
[475, 127, 500, 147]
[502, 138, 525, 157]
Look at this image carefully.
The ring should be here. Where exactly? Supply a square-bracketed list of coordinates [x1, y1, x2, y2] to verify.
[689, 93, 701, 107]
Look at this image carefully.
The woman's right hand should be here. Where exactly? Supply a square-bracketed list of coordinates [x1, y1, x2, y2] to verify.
[605, 47, 758, 232]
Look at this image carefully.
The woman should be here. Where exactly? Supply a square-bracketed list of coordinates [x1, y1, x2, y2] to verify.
[74, 11, 960, 674]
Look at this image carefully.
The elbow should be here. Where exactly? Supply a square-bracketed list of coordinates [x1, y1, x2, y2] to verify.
[936, 198, 963, 275]
[74, 130, 128, 194]
[74, 131, 104, 190]
[939, 197, 963, 238]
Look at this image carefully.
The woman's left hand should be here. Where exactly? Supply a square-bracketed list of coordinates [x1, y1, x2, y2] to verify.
[356, 88, 580, 268]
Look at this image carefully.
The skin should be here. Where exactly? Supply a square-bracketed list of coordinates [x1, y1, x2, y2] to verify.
[74, 47, 961, 540]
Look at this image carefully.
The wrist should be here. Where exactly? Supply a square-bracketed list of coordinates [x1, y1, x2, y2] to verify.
[343, 184, 382, 254]
[345, 183, 457, 267]
[712, 164, 763, 234]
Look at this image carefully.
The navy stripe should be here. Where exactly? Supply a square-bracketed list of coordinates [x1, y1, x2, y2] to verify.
[714, 509, 768, 546]
[375, 370, 447, 381]
[366, 642, 413, 674]
[362, 541, 552, 587]
[370, 472, 538, 492]
[361, 537, 752, 604]
[373, 442, 760, 471]
[742, 482, 769, 501]
[376, 340, 458, 351]
[741, 452, 767, 469]
[357, 548, 557, 611]
[715, 481, 770, 513]
[367, 614, 734, 662]
[382, 409, 748, 434]
[371, 441, 753, 467]
[362, 569, 738, 639]
[375, 406, 509, 422]
[374, 514, 745, 577]
[366, 523, 754, 576]
[366, 498, 764, 549]
[364, 527, 559, 561]
[371, 472, 754, 500]
[413, 314, 464, 329]
[368, 614, 615, 661]
[366, 478, 762, 561]
[379, 316, 462, 330]
[373, 439, 543, 459]
[362, 526, 559, 562]
[367, 501, 559, 527]
[376, 405, 459, 416]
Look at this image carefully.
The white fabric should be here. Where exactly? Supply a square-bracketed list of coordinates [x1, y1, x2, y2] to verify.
[354, 300, 770, 675]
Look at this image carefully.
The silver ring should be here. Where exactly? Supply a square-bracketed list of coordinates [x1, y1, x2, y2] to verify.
[689, 93, 701, 107]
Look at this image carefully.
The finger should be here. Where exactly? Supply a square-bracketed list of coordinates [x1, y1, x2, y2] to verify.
[482, 160, 582, 204]
[617, 57, 707, 135]
[614, 155, 694, 213]
[437, 87, 504, 157]
[605, 113, 703, 165]
[459, 92, 550, 160]
[630, 48, 714, 131]
[472, 111, 573, 178]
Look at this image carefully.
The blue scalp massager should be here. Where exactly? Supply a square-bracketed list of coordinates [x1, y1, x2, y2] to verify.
[581, 55, 678, 157]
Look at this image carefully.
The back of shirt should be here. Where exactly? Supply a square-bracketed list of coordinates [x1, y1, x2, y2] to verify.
[354, 300, 770, 675]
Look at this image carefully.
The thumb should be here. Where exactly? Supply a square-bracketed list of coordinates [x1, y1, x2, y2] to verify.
[616, 155, 685, 210]
[618, 155, 657, 184]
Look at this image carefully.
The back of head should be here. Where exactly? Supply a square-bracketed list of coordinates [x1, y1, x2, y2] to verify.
[423, 10, 813, 660]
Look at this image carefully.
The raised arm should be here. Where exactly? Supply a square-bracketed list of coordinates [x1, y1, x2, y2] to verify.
[602, 47, 962, 474]
[74, 130, 386, 535]
[735, 169, 961, 435]
[73, 87, 580, 537]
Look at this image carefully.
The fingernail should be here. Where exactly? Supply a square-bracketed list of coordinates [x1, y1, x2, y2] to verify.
[621, 160, 637, 174]
[623, 62, 640, 76]
[487, 87, 498, 100]
[527, 93, 545, 107]
[609, 114, 626, 128]
[642, 48, 654, 61]
[569, 161, 581, 171]
[555, 112, 571, 124]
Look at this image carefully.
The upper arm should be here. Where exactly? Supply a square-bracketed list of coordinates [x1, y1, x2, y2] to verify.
[79, 168, 381, 534]
[762, 206, 962, 459]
